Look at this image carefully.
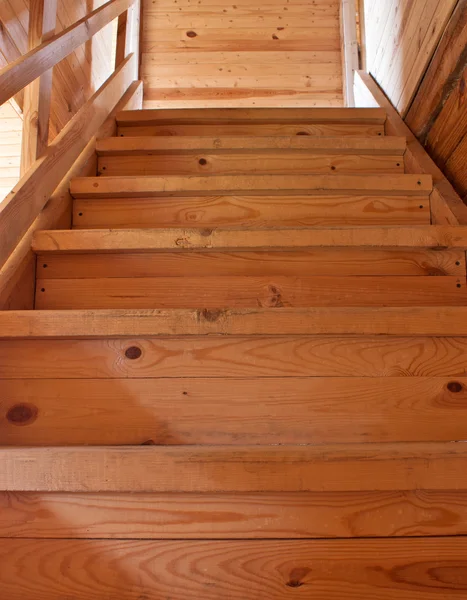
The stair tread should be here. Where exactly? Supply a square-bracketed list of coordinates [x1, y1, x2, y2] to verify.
[70, 174, 432, 197]
[0, 442, 465, 492]
[32, 226, 467, 252]
[3, 307, 467, 338]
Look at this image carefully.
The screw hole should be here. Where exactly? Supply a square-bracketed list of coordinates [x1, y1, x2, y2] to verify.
[419, 205, 424, 209]
[457, 283, 462, 288]
[40, 288, 45, 292]
[43, 264, 47, 268]
[456, 261, 461, 266]
[78, 212, 83, 216]
[198, 158, 207, 165]
[397, 163, 401, 166]
[417, 180, 422, 185]
[331, 166, 336, 171]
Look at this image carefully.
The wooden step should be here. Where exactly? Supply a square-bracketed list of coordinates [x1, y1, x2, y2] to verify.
[36, 248, 466, 278]
[70, 174, 431, 198]
[2, 377, 467, 446]
[32, 226, 467, 253]
[96, 135, 406, 156]
[1, 537, 466, 599]
[34, 275, 467, 310]
[3, 307, 467, 338]
[72, 194, 430, 228]
[0, 442, 465, 492]
[116, 107, 386, 137]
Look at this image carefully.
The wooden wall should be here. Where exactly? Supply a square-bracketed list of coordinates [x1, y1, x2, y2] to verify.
[141, 0, 343, 108]
[0, 0, 116, 201]
[363, 0, 467, 202]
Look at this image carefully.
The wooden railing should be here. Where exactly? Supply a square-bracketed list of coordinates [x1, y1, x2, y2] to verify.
[0, 0, 141, 308]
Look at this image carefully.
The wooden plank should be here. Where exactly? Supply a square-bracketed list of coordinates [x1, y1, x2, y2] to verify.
[142, 50, 342, 64]
[36, 248, 466, 279]
[4, 490, 467, 538]
[0, 0, 134, 106]
[5, 307, 467, 338]
[96, 135, 407, 155]
[73, 195, 429, 228]
[2, 377, 467, 446]
[69, 174, 431, 198]
[340, 0, 359, 106]
[143, 13, 338, 29]
[20, 0, 57, 174]
[97, 153, 405, 176]
[32, 226, 467, 254]
[118, 122, 385, 136]
[117, 107, 386, 125]
[404, 0, 467, 141]
[34, 275, 467, 310]
[354, 71, 467, 225]
[0, 538, 467, 599]
[5, 334, 467, 378]
[1, 442, 467, 492]
[0, 53, 136, 268]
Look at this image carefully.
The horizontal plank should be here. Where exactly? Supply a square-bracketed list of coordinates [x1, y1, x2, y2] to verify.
[97, 153, 405, 176]
[142, 50, 342, 64]
[116, 107, 387, 125]
[0, 0, 134, 106]
[142, 74, 342, 90]
[34, 275, 467, 309]
[118, 123, 385, 136]
[2, 377, 467, 445]
[4, 490, 467, 538]
[1, 538, 467, 599]
[96, 135, 407, 155]
[6, 307, 467, 338]
[36, 248, 467, 278]
[32, 227, 467, 254]
[143, 14, 339, 28]
[141, 63, 343, 78]
[1, 443, 467, 491]
[4, 335, 467, 378]
[69, 175, 431, 198]
[73, 195, 429, 228]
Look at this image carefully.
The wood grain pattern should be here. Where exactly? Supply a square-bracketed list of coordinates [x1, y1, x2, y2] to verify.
[37, 248, 465, 279]
[3, 490, 467, 538]
[72, 195, 429, 229]
[34, 275, 467, 310]
[2, 376, 467, 445]
[1, 442, 467, 492]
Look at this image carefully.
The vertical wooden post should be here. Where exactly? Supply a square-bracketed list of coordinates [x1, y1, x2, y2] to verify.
[20, 0, 57, 175]
[115, 0, 140, 79]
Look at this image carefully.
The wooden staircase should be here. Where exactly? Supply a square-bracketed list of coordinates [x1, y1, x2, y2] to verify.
[2, 107, 467, 598]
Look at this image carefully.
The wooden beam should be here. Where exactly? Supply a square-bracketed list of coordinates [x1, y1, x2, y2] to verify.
[0, 0, 134, 107]
[115, 10, 129, 67]
[3, 307, 467, 339]
[340, 0, 359, 106]
[32, 226, 467, 253]
[20, 0, 57, 175]
[0, 443, 466, 492]
[0, 53, 136, 269]
[354, 70, 467, 225]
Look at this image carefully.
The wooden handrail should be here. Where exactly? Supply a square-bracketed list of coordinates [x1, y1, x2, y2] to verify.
[0, 0, 134, 107]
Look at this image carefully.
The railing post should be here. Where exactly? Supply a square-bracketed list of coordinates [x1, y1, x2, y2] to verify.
[20, 0, 57, 175]
[115, 0, 140, 79]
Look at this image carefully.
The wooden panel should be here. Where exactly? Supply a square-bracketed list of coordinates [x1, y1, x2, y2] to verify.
[1, 442, 467, 492]
[2, 377, 467, 445]
[4, 335, 467, 379]
[34, 275, 467, 310]
[32, 227, 467, 254]
[0, 102, 21, 202]
[141, 0, 342, 108]
[69, 174, 430, 198]
[4, 490, 467, 538]
[5, 307, 467, 338]
[73, 195, 429, 228]
[36, 249, 466, 279]
[96, 135, 407, 155]
[118, 122, 385, 136]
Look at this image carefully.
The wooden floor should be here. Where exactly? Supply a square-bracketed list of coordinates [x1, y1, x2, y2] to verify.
[141, 0, 344, 107]
[2, 106, 467, 598]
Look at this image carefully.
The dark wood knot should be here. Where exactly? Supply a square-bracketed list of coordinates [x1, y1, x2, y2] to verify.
[447, 381, 463, 393]
[186, 30, 197, 37]
[125, 346, 142, 360]
[6, 403, 38, 426]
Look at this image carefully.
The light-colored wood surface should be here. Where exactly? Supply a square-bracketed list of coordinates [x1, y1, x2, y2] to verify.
[0, 537, 467, 598]
[5, 307, 467, 338]
[2, 377, 467, 445]
[0, 53, 136, 269]
[0, 102, 22, 203]
[32, 226, 467, 254]
[141, 0, 343, 108]
[73, 195, 430, 228]
[34, 275, 467, 309]
[69, 174, 431, 198]
[3, 490, 467, 538]
[36, 248, 466, 278]
[0, 442, 467, 492]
